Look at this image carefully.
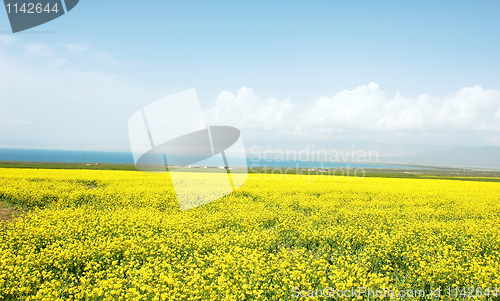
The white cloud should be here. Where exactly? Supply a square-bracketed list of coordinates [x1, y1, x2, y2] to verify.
[0, 119, 32, 125]
[205, 83, 500, 144]
[23, 43, 53, 56]
[205, 87, 298, 132]
[0, 35, 15, 46]
[62, 43, 90, 52]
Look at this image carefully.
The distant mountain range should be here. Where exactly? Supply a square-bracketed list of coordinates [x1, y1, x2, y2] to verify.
[0, 139, 50, 148]
[381, 146, 500, 169]
[246, 140, 500, 169]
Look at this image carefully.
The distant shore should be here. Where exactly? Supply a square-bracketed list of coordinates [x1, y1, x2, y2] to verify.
[1, 161, 499, 182]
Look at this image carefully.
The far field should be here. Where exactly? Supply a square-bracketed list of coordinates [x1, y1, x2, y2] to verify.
[1, 160, 499, 180]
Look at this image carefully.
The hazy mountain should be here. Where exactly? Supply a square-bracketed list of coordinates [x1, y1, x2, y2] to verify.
[0, 139, 51, 148]
[246, 140, 500, 169]
[381, 146, 500, 169]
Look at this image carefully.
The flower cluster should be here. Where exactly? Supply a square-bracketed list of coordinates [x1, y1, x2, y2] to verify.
[1, 168, 500, 300]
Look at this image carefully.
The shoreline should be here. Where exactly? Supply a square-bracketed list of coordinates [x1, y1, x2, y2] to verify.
[1, 161, 499, 182]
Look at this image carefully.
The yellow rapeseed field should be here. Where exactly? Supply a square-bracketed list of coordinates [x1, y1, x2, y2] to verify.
[1, 168, 500, 300]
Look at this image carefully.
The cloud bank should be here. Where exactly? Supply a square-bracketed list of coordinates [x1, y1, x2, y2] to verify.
[0, 35, 171, 150]
[205, 83, 500, 145]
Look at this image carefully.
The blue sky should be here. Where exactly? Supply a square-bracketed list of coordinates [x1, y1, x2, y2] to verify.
[1, 1, 500, 149]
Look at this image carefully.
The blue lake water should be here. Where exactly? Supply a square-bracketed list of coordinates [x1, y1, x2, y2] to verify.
[0, 148, 423, 169]
[0, 148, 135, 164]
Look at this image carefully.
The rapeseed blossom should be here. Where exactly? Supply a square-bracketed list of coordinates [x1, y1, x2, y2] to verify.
[0, 168, 499, 300]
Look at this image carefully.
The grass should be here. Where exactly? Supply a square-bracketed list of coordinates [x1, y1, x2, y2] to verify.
[1, 160, 499, 182]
